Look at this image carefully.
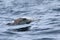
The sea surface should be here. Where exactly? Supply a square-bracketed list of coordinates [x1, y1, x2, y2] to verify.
[0, 0, 60, 40]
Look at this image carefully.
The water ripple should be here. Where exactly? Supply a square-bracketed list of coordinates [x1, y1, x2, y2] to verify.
[33, 38, 55, 40]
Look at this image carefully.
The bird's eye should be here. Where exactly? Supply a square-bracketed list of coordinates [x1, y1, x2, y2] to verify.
[23, 18, 26, 21]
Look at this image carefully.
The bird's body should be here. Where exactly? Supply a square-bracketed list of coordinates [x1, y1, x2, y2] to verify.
[7, 18, 33, 25]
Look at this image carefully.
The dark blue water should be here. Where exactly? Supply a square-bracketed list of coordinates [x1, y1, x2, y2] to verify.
[0, 0, 60, 40]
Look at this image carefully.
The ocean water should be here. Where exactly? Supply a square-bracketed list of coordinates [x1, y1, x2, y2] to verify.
[0, 0, 60, 40]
